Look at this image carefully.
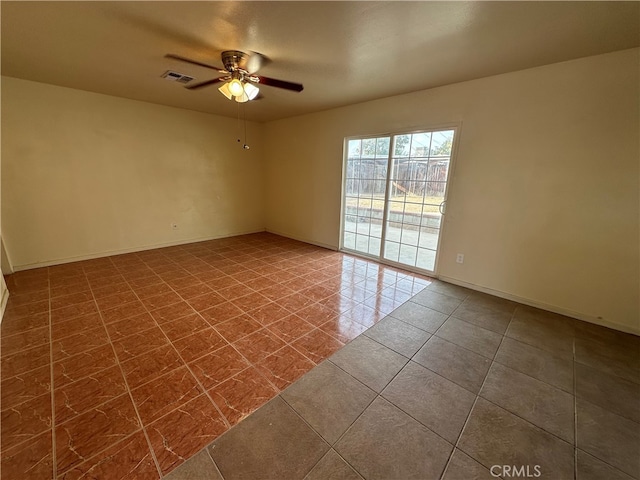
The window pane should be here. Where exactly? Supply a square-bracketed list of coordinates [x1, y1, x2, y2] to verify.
[343, 232, 356, 249]
[410, 132, 432, 158]
[375, 137, 390, 157]
[348, 139, 362, 157]
[399, 244, 418, 265]
[394, 135, 411, 156]
[384, 241, 400, 262]
[368, 237, 381, 256]
[430, 130, 454, 157]
[416, 248, 436, 271]
[362, 138, 376, 157]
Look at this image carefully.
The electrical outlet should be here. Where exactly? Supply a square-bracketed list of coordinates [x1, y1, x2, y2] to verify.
[456, 253, 464, 264]
[171, 223, 178, 230]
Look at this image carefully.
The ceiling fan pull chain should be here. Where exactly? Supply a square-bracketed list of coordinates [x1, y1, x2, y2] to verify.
[243, 103, 250, 150]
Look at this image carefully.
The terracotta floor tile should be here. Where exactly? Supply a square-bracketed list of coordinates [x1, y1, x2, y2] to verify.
[147, 394, 227, 476]
[1, 392, 52, 449]
[1, 344, 50, 379]
[140, 291, 184, 311]
[54, 365, 128, 425]
[91, 282, 133, 300]
[246, 302, 292, 326]
[160, 313, 210, 342]
[263, 270, 299, 284]
[5, 290, 48, 308]
[149, 301, 197, 324]
[292, 329, 344, 364]
[0, 430, 53, 480]
[280, 277, 311, 293]
[296, 302, 340, 327]
[0, 312, 49, 337]
[227, 269, 259, 282]
[59, 431, 159, 480]
[120, 344, 183, 390]
[112, 326, 169, 362]
[299, 285, 336, 303]
[234, 329, 287, 363]
[319, 317, 370, 343]
[87, 275, 127, 290]
[243, 276, 274, 292]
[0, 234, 446, 479]
[214, 315, 263, 343]
[127, 275, 164, 289]
[172, 328, 228, 363]
[55, 394, 140, 475]
[50, 291, 94, 310]
[204, 276, 240, 290]
[51, 301, 99, 324]
[100, 300, 148, 324]
[1, 363, 51, 410]
[1, 326, 50, 358]
[217, 283, 257, 301]
[93, 290, 140, 310]
[51, 313, 103, 341]
[52, 326, 110, 361]
[342, 303, 385, 328]
[53, 344, 118, 388]
[209, 367, 278, 426]
[189, 345, 250, 390]
[131, 366, 203, 425]
[318, 293, 361, 314]
[105, 312, 158, 341]
[174, 283, 213, 300]
[267, 315, 316, 343]
[199, 301, 245, 325]
[256, 346, 315, 390]
[5, 300, 49, 320]
[165, 275, 202, 290]
[231, 291, 272, 312]
[362, 294, 401, 315]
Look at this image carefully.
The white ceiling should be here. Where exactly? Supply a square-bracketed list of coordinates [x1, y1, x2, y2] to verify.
[2, 1, 638, 123]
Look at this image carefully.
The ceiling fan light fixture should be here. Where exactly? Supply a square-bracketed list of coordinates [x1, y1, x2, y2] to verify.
[218, 82, 233, 100]
[243, 82, 259, 100]
[228, 79, 244, 96]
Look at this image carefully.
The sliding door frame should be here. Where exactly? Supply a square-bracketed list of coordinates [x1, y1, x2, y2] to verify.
[339, 122, 462, 276]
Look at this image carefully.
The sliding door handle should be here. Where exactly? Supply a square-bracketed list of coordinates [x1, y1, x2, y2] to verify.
[439, 201, 446, 215]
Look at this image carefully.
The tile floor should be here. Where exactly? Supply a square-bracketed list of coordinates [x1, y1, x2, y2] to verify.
[2, 233, 639, 480]
[0, 233, 429, 479]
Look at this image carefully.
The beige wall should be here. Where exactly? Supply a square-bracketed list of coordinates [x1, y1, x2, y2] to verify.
[1, 77, 265, 269]
[264, 48, 640, 333]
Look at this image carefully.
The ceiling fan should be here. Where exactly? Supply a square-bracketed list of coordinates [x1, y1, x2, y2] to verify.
[166, 50, 304, 103]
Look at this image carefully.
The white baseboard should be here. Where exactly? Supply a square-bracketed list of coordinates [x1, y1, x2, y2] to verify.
[437, 275, 640, 336]
[0, 285, 9, 326]
[11, 228, 267, 271]
[264, 229, 338, 252]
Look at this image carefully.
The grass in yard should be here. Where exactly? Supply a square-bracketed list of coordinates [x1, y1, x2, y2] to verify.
[345, 195, 443, 214]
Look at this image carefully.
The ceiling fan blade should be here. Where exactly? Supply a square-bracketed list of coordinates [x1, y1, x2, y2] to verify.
[165, 54, 224, 71]
[243, 51, 271, 74]
[185, 77, 226, 90]
[253, 75, 304, 92]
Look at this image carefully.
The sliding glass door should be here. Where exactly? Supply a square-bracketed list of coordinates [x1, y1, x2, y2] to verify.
[341, 128, 456, 274]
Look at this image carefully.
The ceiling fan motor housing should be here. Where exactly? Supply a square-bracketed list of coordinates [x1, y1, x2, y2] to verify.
[222, 50, 249, 73]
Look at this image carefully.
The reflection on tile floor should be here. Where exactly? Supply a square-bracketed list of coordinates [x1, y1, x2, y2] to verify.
[2, 234, 639, 480]
[0, 233, 431, 479]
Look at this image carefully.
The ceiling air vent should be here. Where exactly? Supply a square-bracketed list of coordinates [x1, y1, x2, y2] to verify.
[161, 71, 194, 84]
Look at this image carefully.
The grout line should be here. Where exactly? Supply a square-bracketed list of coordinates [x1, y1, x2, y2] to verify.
[573, 334, 578, 480]
[82, 259, 164, 480]
[439, 306, 514, 479]
[47, 271, 58, 479]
